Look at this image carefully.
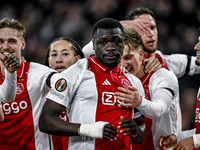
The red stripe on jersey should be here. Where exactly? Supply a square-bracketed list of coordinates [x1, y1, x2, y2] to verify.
[52, 109, 69, 150]
[89, 56, 133, 150]
[155, 53, 168, 69]
[132, 73, 154, 150]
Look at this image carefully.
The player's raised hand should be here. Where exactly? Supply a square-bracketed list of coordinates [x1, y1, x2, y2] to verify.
[120, 19, 154, 36]
[1, 54, 20, 73]
[115, 86, 142, 108]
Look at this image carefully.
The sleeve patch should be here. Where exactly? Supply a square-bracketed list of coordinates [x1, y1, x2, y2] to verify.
[55, 78, 67, 92]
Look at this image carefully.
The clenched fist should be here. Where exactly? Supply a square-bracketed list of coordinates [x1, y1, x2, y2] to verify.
[1, 54, 20, 73]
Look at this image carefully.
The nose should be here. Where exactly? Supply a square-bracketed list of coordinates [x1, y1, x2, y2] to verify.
[194, 41, 200, 51]
[147, 30, 154, 37]
[56, 54, 63, 63]
[106, 42, 115, 51]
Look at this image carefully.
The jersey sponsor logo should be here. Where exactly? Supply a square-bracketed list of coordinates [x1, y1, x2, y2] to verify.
[121, 78, 131, 89]
[102, 79, 111, 85]
[102, 91, 122, 106]
[0, 101, 28, 114]
[196, 108, 200, 123]
[55, 78, 67, 92]
[50, 89, 65, 100]
[16, 83, 24, 95]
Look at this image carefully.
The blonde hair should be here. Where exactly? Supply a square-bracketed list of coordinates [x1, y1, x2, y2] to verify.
[0, 18, 26, 40]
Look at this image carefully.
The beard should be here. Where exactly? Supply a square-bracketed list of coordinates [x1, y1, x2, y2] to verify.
[143, 45, 157, 53]
[142, 41, 158, 53]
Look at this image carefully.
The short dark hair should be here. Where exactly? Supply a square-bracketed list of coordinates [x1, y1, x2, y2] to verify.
[125, 7, 155, 21]
[44, 37, 84, 67]
[92, 18, 124, 36]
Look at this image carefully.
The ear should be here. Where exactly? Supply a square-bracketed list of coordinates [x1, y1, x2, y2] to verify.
[21, 39, 26, 51]
[139, 49, 144, 61]
[76, 55, 81, 61]
[92, 39, 95, 50]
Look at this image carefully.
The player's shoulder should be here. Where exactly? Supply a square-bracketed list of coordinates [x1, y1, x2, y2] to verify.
[124, 72, 142, 85]
[154, 68, 177, 79]
[28, 62, 55, 76]
[60, 58, 89, 79]
[151, 68, 178, 86]
[29, 62, 53, 70]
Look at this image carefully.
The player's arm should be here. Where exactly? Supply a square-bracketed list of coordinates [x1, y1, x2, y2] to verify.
[0, 108, 4, 122]
[39, 99, 118, 140]
[0, 54, 20, 102]
[155, 50, 199, 78]
[118, 115, 146, 144]
[116, 85, 173, 119]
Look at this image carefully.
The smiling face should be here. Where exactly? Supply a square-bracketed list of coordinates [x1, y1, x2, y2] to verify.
[0, 27, 25, 65]
[93, 28, 124, 69]
[134, 14, 158, 53]
[121, 45, 144, 78]
[48, 40, 80, 73]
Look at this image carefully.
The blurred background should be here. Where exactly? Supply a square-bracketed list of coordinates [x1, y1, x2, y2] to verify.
[1, 0, 200, 131]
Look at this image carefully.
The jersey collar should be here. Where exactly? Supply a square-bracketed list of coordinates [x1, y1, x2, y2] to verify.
[88, 54, 120, 73]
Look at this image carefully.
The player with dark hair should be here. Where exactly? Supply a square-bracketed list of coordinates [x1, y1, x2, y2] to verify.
[44, 36, 84, 150]
[39, 18, 147, 150]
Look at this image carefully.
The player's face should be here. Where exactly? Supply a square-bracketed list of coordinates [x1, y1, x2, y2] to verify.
[0, 28, 25, 64]
[48, 40, 80, 73]
[194, 36, 200, 66]
[134, 14, 158, 54]
[121, 45, 143, 77]
[93, 28, 124, 69]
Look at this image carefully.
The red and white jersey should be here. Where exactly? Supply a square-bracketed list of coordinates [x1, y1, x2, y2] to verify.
[195, 88, 200, 149]
[46, 57, 145, 150]
[0, 62, 56, 150]
[135, 68, 181, 150]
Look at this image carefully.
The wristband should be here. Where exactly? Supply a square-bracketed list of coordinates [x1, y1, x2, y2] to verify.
[79, 121, 108, 138]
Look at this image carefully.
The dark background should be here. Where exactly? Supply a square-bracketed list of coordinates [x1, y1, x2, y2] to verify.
[1, 0, 200, 130]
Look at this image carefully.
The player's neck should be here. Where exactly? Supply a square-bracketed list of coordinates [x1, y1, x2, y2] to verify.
[143, 51, 155, 59]
[136, 64, 145, 79]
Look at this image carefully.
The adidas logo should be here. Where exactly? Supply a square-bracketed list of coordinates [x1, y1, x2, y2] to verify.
[102, 79, 111, 85]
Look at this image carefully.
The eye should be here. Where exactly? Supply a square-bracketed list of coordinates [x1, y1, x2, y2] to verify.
[114, 40, 120, 44]
[150, 25, 156, 30]
[63, 53, 68, 56]
[9, 40, 17, 43]
[99, 41, 106, 45]
[51, 53, 57, 57]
